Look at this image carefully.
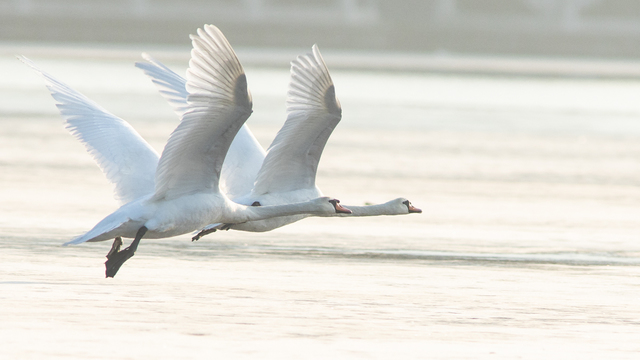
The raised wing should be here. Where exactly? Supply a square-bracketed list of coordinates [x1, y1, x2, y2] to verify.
[252, 45, 342, 195]
[135, 54, 265, 200]
[219, 125, 266, 200]
[135, 54, 190, 118]
[152, 25, 253, 201]
[20, 56, 159, 205]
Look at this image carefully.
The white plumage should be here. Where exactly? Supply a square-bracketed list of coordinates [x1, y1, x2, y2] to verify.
[24, 29, 419, 247]
[22, 25, 348, 277]
[139, 44, 420, 237]
[20, 56, 159, 205]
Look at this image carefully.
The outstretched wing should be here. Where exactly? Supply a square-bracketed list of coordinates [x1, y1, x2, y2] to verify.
[252, 45, 341, 196]
[135, 54, 191, 119]
[219, 124, 266, 200]
[152, 25, 253, 201]
[20, 56, 159, 205]
[135, 54, 265, 200]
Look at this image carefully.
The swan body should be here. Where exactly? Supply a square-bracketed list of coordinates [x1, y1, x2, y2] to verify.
[190, 45, 421, 236]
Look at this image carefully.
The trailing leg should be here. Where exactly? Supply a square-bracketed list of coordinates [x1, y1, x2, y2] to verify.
[192, 227, 216, 241]
[106, 237, 123, 260]
[104, 227, 147, 278]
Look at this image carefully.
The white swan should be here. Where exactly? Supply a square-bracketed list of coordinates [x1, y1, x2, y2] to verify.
[137, 45, 421, 240]
[22, 25, 350, 277]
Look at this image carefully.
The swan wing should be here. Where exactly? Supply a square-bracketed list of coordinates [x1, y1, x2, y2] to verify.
[135, 54, 265, 200]
[19, 56, 159, 205]
[252, 45, 341, 195]
[135, 54, 191, 118]
[152, 25, 253, 201]
[220, 125, 266, 200]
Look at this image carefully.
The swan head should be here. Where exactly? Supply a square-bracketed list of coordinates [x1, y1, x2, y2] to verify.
[384, 198, 422, 214]
[327, 198, 352, 214]
[400, 199, 422, 213]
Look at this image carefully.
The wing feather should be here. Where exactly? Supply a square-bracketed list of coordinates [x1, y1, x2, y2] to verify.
[135, 54, 265, 199]
[19, 56, 159, 204]
[152, 25, 252, 201]
[134, 54, 190, 118]
[252, 45, 341, 195]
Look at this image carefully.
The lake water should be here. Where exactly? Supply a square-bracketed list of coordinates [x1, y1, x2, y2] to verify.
[1, 47, 640, 359]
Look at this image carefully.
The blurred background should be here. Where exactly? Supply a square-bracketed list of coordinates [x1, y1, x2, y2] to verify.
[3, 0, 640, 59]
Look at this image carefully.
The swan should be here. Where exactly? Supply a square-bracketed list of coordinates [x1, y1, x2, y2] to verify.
[21, 25, 351, 277]
[136, 45, 421, 240]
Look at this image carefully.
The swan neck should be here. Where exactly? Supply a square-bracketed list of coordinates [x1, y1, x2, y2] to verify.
[242, 201, 323, 221]
[338, 200, 404, 216]
[341, 204, 389, 216]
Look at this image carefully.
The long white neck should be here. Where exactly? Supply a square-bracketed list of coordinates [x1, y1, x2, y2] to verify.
[225, 198, 331, 223]
[332, 199, 405, 217]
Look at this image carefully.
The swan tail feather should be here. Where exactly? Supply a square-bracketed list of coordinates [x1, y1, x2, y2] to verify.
[64, 215, 132, 246]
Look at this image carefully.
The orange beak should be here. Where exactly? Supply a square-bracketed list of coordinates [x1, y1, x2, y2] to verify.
[330, 199, 352, 214]
[403, 200, 422, 213]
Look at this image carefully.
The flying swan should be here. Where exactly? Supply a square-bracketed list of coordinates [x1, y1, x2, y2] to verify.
[136, 44, 421, 240]
[21, 25, 351, 277]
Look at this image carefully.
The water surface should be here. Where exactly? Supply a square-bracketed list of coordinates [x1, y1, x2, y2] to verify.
[1, 49, 640, 359]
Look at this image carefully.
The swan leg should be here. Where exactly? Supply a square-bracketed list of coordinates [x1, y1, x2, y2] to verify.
[106, 237, 123, 259]
[191, 228, 216, 242]
[104, 226, 147, 278]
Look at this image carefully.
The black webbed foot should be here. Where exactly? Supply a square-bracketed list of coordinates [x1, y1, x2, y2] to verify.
[105, 246, 135, 278]
[104, 227, 147, 278]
